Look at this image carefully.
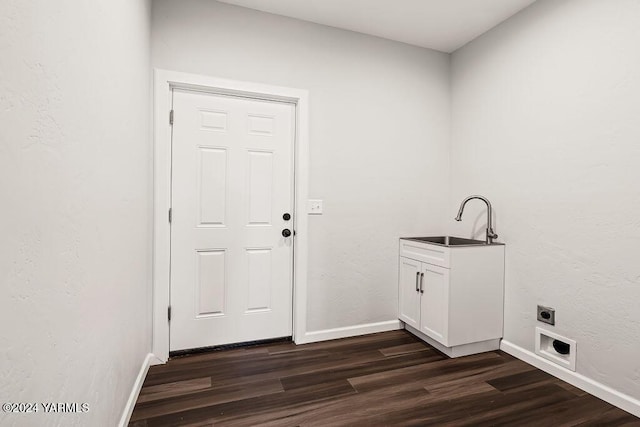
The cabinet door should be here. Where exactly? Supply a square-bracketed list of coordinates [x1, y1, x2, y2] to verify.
[398, 257, 421, 329]
[420, 263, 450, 345]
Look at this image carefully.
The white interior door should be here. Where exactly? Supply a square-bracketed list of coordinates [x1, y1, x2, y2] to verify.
[170, 89, 295, 351]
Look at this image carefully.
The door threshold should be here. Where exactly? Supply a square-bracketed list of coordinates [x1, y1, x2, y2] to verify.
[169, 336, 292, 358]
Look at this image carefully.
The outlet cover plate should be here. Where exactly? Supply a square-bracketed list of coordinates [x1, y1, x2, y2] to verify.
[537, 305, 555, 325]
[535, 327, 576, 371]
[308, 199, 323, 215]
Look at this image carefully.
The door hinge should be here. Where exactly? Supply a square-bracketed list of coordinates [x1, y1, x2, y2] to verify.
[168, 208, 172, 223]
[168, 306, 172, 322]
[169, 109, 174, 125]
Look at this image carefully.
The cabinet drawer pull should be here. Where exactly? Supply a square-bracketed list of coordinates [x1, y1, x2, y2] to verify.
[420, 272, 424, 294]
[415, 271, 420, 292]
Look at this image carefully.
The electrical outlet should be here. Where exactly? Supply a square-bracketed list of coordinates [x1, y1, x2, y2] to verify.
[537, 305, 555, 325]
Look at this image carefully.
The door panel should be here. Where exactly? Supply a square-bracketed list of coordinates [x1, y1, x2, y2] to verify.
[420, 263, 449, 346]
[246, 150, 274, 224]
[195, 249, 226, 316]
[245, 248, 272, 312]
[398, 257, 421, 329]
[170, 89, 295, 351]
[197, 147, 227, 226]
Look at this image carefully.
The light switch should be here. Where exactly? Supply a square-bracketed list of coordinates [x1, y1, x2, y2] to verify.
[308, 199, 323, 215]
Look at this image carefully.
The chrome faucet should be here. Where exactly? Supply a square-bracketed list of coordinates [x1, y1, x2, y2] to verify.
[455, 195, 498, 244]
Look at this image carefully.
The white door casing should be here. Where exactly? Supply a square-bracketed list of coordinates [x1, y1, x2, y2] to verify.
[153, 70, 310, 362]
[169, 89, 295, 351]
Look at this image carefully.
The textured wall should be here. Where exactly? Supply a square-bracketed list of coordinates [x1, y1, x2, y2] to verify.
[0, 1, 152, 425]
[450, 0, 640, 400]
[151, 0, 451, 332]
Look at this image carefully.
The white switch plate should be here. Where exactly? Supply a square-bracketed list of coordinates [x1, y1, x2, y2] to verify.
[308, 199, 323, 215]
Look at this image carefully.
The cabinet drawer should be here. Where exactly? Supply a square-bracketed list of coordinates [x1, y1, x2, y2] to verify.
[399, 239, 450, 268]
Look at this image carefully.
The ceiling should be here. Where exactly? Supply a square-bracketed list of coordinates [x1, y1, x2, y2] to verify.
[217, 0, 537, 53]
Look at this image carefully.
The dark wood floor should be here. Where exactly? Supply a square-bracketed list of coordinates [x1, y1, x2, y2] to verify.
[130, 330, 639, 426]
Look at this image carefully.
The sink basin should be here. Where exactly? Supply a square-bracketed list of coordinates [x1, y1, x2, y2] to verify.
[403, 236, 490, 247]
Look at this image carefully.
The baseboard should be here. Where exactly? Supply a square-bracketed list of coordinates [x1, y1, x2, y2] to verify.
[149, 354, 166, 366]
[119, 353, 154, 427]
[501, 340, 640, 418]
[295, 320, 401, 345]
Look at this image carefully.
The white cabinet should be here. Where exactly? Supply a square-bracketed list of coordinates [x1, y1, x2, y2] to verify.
[398, 238, 505, 358]
[399, 258, 450, 341]
[398, 257, 421, 329]
[420, 263, 450, 344]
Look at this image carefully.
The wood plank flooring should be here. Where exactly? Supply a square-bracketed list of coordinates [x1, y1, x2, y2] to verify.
[130, 330, 639, 426]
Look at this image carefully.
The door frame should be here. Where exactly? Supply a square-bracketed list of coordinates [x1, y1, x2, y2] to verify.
[152, 69, 309, 363]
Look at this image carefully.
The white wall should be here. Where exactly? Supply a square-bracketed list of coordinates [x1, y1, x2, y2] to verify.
[450, 0, 640, 401]
[0, 1, 152, 425]
[152, 0, 451, 333]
